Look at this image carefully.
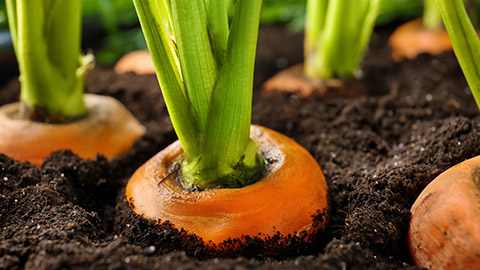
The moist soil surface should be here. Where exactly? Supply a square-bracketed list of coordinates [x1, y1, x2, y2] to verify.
[1, 25, 480, 269]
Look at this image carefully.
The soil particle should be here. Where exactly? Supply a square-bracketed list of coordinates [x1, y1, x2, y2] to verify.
[0, 25, 479, 269]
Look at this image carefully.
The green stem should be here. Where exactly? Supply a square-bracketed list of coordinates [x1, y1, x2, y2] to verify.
[304, 0, 380, 80]
[6, 0, 90, 122]
[171, 0, 218, 131]
[182, 0, 264, 188]
[436, 0, 480, 109]
[424, 0, 443, 30]
[132, 0, 200, 157]
[134, 0, 264, 189]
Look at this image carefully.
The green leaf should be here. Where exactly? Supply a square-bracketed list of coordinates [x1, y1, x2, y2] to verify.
[200, 0, 263, 173]
[437, 0, 480, 109]
[133, 0, 200, 156]
[171, 0, 218, 131]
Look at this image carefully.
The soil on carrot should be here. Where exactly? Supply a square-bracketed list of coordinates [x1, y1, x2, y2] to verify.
[1, 24, 480, 269]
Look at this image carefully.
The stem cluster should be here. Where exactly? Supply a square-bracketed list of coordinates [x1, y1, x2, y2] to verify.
[304, 0, 380, 80]
[6, 0, 92, 122]
[133, 0, 264, 189]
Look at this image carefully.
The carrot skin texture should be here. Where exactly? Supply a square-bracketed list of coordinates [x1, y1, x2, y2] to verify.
[408, 156, 480, 269]
[0, 94, 145, 166]
[126, 125, 328, 244]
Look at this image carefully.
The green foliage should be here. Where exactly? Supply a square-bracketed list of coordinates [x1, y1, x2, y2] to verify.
[83, 0, 145, 65]
[6, 0, 91, 121]
[261, 0, 306, 32]
[134, 0, 264, 189]
[0, 1, 7, 30]
[377, 0, 423, 26]
[437, 0, 480, 109]
[260, 0, 424, 32]
[304, 0, 380, 79]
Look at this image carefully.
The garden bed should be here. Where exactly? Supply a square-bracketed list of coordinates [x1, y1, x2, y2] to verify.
[1, 25, 479, 269]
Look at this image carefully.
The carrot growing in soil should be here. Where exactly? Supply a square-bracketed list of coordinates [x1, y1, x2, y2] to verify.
[1, 0, 145, 166]
[408, 0, 480, 268]
[263, 0, 380, 98]
[126, 0, 328, 244]
[389, 0, 478, 61]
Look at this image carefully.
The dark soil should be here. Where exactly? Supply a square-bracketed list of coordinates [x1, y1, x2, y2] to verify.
[1, 24, 480, 269]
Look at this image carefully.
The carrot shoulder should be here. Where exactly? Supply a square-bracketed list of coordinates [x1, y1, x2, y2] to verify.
[408, 156, 480, 269]
[389, 19, 452, 61]
[126, 125, 328, 244]
[114, 50, 156, 75]
[0, 94, 145, 166]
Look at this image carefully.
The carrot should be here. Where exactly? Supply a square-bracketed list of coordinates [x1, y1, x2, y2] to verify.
[2, 1, 144, 166]
[126, 125, 328, 244]
[408, 1, 480, 268]
[263, 64, 367, 99]
[0, 94, 145, 166]
[129, 0, 328, 245]
[114, 50, 156, 75]
[388, 19, 452, 61]
[408, 156, 480, 269]
[263, 0, 379, 98]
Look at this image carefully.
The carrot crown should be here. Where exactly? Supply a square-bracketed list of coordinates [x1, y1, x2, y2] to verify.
[5, 0, 93, 122]
[436, 0, 480, 109]
[133, 0, 264, 189]
[304, 0, 380, 80]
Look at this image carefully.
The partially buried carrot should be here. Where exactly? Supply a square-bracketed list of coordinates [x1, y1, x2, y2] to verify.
[126, 125, 328, 244]
[127, 0, 329, 246]
[263, 0, 379, 98]
[389, 0, 479, 61]
[2, 0, 144, 166]
[408, 156, 480, 269]
[408, 0, 480, 268]
[388, 19, 452, 61]
[0, 94, 144, 166]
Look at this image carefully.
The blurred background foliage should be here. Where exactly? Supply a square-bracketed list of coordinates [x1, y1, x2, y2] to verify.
[0, 0, 473, 65]
[0, 1, 7, 30]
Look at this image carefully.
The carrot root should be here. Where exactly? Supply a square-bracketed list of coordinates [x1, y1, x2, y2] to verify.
[0, 94, 145, 166]
[408, 156, 480, 269]
[126, 125, 328, 244]
[389, 19, 453, 61]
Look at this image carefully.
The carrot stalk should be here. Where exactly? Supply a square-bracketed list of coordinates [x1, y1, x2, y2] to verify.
[424, 0, 443, 30]
[133, 0, 264, 189]
[304, 0, 380, 80]
[5, 0, 92, 122]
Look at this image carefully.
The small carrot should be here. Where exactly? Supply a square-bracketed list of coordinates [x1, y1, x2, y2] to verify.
[388, 0, 479, 61]
[408, 0, 480, 268]
[114, 50, 156, 75]
[2, 0, 144, 166]
[388, 19, 452, 61]
[408, 156, 480, 269]
[263, 0, 379, 98]
[126, 125, 328, 244]
[0, 94, 145, 166]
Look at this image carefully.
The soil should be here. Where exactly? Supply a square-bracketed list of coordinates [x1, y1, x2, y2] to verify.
[1, 24, 480, 269]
